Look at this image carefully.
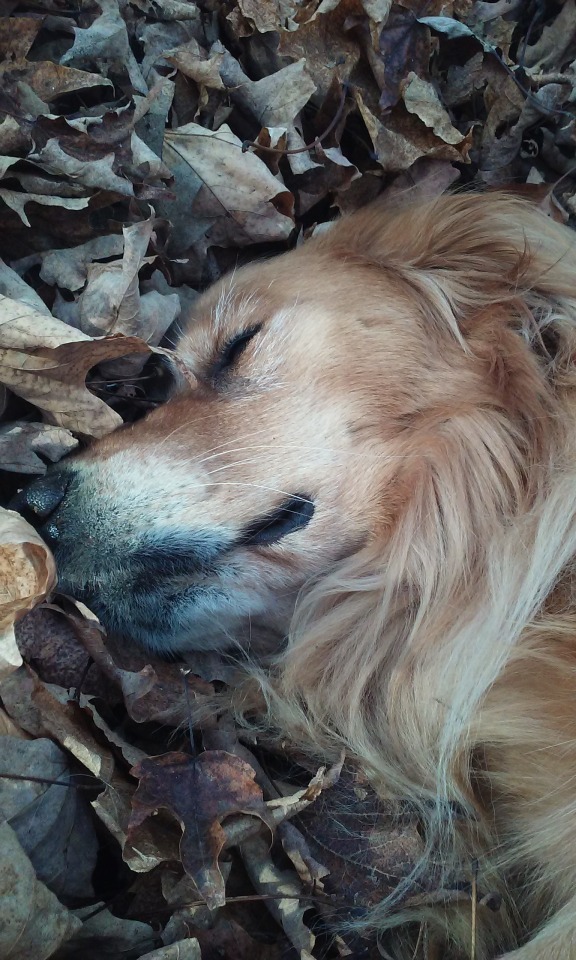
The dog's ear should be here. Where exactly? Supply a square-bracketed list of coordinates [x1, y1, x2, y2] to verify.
[269, 193, 576, 795]
[322, 192, 576, 360]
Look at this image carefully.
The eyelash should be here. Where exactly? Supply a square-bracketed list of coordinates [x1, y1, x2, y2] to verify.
[212, 324, 262, 378]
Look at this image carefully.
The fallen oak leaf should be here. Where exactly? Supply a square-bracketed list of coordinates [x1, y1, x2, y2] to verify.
[28, 140, 135, 198]
[0, 294, 152, 436]
[13, 235, 125, 293]
[128, 751, 276, 909]
[161, 123, 294, 255]
[377, 4, 431, 112]
[54, 611, 211, 726]
[26, 674, 168, 872]
[0, 508, 56, 680]
[60, 0, 147, 94]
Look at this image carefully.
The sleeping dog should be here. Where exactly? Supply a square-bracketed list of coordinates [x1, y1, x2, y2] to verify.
[18, 193, 576, 959]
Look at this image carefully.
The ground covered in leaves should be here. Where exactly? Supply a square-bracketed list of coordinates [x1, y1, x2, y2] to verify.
[0, 0, 575, 958]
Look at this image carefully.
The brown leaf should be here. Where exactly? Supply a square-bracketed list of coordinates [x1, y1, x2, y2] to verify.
[0, 17, 41, 61]
[237, 0, 301, 33]
[77, 218, 179, 341]
[60, 618, 212, 726]
[401, 72, 464, 144]
[356, 91, 469, 172]
[26, 674, 166, 872]
[0, 294, 152, 436]
[129, 751, 276, 908]
[0, 509, 56, 679]
[219, 51, 317, 127]
[161, 123, 294, 255]
[278, 0, 362, 98]
[164, 38, 226, 90]
[15, 605, 112, 700]
[7, 59, 113, 104]
[523, 0, 576, 72]
[296, 773, 434, 916]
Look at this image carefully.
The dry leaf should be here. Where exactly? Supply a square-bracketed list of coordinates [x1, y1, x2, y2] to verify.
[129, 751, 276, 908]
[61, 0, 147, 94]
[402, 72, 464, 144]
[0, 189, 91, 228]
[0, 822, 82, 960]
[0, 736, 99, 901]
[161, 123, 294, 255]
[0, 422, 78, 473]
[0, 508, 56, 679]
[0, 294, 152, 436]
[378, 4, 431, 112]
[241, 832, 316, 960]
[140, 940, 201, 960]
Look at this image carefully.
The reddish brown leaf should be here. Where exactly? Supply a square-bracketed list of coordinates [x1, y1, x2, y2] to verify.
[129, 751, 276, 908]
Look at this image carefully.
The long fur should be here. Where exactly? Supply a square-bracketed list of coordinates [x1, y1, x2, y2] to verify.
[242, 195, 576, 957]
[50, 193, 576, 958]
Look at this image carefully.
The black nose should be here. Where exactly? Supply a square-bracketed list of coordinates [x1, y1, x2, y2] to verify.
[10, 469, 72, 546]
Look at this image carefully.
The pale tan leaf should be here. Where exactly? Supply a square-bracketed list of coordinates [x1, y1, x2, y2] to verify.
[0, 509, 56, 678]
[0, 294, 151, 436]
[164, 38, 226, 89]
[163, 123, 293, 254]
[28, 140, 133, 197]
[402, 72, 464, 145]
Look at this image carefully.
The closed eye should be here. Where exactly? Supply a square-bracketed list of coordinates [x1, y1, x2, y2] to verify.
[239, 495, 315, 547]
[211, 324, 262, 379]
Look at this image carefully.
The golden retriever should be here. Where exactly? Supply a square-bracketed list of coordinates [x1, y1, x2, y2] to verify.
[18, 193, 576, 958]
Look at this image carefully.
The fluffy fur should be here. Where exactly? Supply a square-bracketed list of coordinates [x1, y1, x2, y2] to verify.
[37, 193, 576, 958]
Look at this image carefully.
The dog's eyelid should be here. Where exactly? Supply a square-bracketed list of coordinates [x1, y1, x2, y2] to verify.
[211, 323, 263, 379]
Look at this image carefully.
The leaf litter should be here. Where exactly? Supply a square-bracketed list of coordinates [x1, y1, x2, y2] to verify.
[0, 0, 575, 957]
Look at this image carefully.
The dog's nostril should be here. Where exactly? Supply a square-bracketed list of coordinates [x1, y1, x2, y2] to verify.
[40, 520, 62, 547]
[239, 494, 315, 547]
[10, 469, 72, 520]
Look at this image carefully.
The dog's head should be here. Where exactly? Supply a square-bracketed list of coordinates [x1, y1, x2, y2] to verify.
[17, 194, 576, 666]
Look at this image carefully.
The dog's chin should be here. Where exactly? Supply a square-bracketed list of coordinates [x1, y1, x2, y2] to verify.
[60, 577, 287, 658]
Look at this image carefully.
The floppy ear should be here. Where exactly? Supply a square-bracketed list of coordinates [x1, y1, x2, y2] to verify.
[255, 193, 576, 956]
[325, 192, 576, 324]
[269, 192, 576, 791]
